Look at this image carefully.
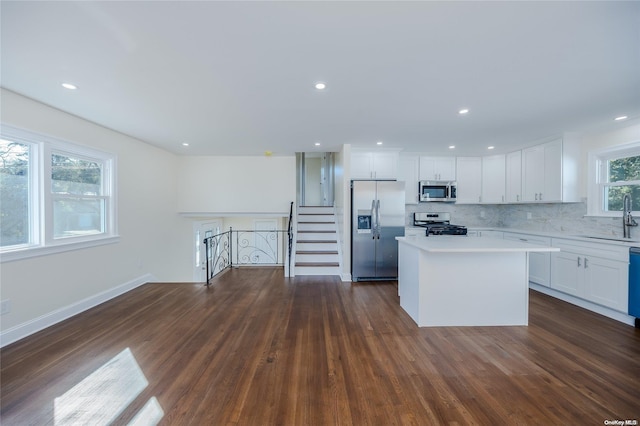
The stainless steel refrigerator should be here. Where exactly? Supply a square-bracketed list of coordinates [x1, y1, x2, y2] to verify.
[351, 180, 405, 281]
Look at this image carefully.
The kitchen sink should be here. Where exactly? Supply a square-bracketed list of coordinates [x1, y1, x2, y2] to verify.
[573, 235, 640, 243]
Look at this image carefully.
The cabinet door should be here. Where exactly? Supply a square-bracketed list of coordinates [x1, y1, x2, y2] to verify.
[436, 157, 456, 181]
[583, 256, 628, 312]
[455, 157, 482, 204]
[542, 139, 562, 202]
[551, 251, 582, 296]
[481, 154, 506, 203]
[398, 156, 419, 204]
[372, 152, 399, 179]
[419, 157, 437, 180]
[351, 152, 373, 179]
[522, 145, 544, 201]
[529, 252, 551, 287]
[505, 151, 522, 202]
[503, 233, 550, 286]
[419, 157, 455, 181]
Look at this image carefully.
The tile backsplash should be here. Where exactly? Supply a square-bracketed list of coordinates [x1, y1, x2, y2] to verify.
[406, 200, 629, 239]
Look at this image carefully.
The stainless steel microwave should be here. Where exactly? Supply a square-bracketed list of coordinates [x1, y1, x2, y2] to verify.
[419, 180, 457, 202]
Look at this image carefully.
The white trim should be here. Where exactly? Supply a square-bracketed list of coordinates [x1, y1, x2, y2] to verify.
[0, 235, 119, 263]
[0, 273, 155, 348]
[587, 140, 640, 216]
[530, 283, 635, 326]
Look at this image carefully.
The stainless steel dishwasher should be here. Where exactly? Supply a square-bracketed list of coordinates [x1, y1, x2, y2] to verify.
[630, 247, 640, 328]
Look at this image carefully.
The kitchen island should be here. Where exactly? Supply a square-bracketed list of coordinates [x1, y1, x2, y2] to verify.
[396, 236, 559, 327]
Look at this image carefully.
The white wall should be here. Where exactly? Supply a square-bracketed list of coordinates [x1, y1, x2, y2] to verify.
[580, 118, 640, 196]
[335, 144, 351, 281]
[177, 156, 296, 214]
[0, 89, 192, 343]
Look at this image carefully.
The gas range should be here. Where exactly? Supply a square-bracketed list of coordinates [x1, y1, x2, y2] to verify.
[413, 212, 468, 236]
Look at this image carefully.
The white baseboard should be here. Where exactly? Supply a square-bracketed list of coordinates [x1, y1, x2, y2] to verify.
[0, 273, 156, 348]
[341, 272, 352, 282]
[530, 283, 635, 326]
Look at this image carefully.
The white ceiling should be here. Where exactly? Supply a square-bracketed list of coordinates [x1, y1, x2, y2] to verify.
[2, 1, 639, 156]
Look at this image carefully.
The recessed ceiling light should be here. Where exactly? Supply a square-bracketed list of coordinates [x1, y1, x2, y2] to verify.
[181, 142, 189, 147]
[314, 142, 321, 146]
[614, 115, 628, 121]
[61, 83, 77, 90]
[376, 141, 383, 145]
[487, 146, 495, 150]
[315, 82, 326, 90]
[458, 109, 469, 115]
[449, 145, 455, 149]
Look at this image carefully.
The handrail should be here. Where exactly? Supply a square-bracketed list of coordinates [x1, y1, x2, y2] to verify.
[287, 201, 294, 277]
[203, 204, 295, 285]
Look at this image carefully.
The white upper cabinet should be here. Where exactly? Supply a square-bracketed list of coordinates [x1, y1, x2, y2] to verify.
[419, 156, 456, 181]
[455, 157, 482, 204]
[398, 156, 420, 204]
[481, 154, 506, 203]
[521, 136, 579, 203]
[505, 151, 522, 203]
[351, 150, 399, 179]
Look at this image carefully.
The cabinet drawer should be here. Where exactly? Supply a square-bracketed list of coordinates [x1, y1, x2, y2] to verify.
[551, 238, 629, 262]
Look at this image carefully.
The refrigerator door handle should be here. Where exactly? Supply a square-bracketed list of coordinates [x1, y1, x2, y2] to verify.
[371, 200, 376, 239]
[376, 199, 381, 239]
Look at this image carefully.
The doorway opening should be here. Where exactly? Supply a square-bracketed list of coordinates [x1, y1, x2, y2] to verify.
[297, 152, 334, 207]
[193, 220, 221, 282]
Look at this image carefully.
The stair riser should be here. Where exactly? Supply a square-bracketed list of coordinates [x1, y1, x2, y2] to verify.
[296, 242, 338, 251]
[297, 222, 335, 231]
[295, 266, 341, 275]
[295, 253, 340, 263]
[297, 233, 336, 241]
[298, 207, 334, 215]
[297, 214, 335, 222]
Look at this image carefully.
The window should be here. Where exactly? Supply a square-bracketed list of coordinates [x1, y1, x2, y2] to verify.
[51, 152, 106, 238]
[588, 142, 640, 216]
[0, 139, 34, 248]
[0, 125, 117, 260]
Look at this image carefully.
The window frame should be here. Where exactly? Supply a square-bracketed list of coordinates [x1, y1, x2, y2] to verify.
[587, 141, 640, 217]
[1, 125, 118, 262]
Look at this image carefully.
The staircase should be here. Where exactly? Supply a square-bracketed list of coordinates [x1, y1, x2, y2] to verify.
[294, 206, 340, 276]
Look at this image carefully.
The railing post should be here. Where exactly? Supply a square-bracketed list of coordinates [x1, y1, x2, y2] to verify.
[204, 236, 210, 286]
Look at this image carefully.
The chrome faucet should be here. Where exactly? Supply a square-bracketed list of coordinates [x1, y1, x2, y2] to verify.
[623, 194, 638, 239]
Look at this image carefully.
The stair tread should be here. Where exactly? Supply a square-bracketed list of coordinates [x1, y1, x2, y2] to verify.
[296, 240, 337, 244]
[296, 250, 339, 255]
[295, 262, 340, 267]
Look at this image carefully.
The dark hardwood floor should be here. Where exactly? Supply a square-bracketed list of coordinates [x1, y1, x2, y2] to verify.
[1, 268, 639, 425]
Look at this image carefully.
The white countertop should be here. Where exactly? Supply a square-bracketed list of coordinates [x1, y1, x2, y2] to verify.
[396, 235, 561, 253]
[429, 226, 639, 247]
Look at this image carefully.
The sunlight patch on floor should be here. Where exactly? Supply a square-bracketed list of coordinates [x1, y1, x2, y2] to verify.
[54, 347, 162, 425]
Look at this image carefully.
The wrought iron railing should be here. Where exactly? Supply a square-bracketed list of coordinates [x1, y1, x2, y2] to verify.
[287, 201, 294, 277]
[204, 203, 295, 284]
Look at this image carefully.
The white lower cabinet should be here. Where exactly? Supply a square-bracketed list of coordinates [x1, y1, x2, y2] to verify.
[550, 239, 629, 312]
[503, 233, 551, 287]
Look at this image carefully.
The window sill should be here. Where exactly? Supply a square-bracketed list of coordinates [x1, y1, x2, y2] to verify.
[0, 235, 120, 263]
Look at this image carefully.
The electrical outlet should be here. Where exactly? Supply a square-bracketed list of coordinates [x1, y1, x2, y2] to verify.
[480, 211, 486, 219]
[526, 212, 532, 220]
[1, 299, 11, 315]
